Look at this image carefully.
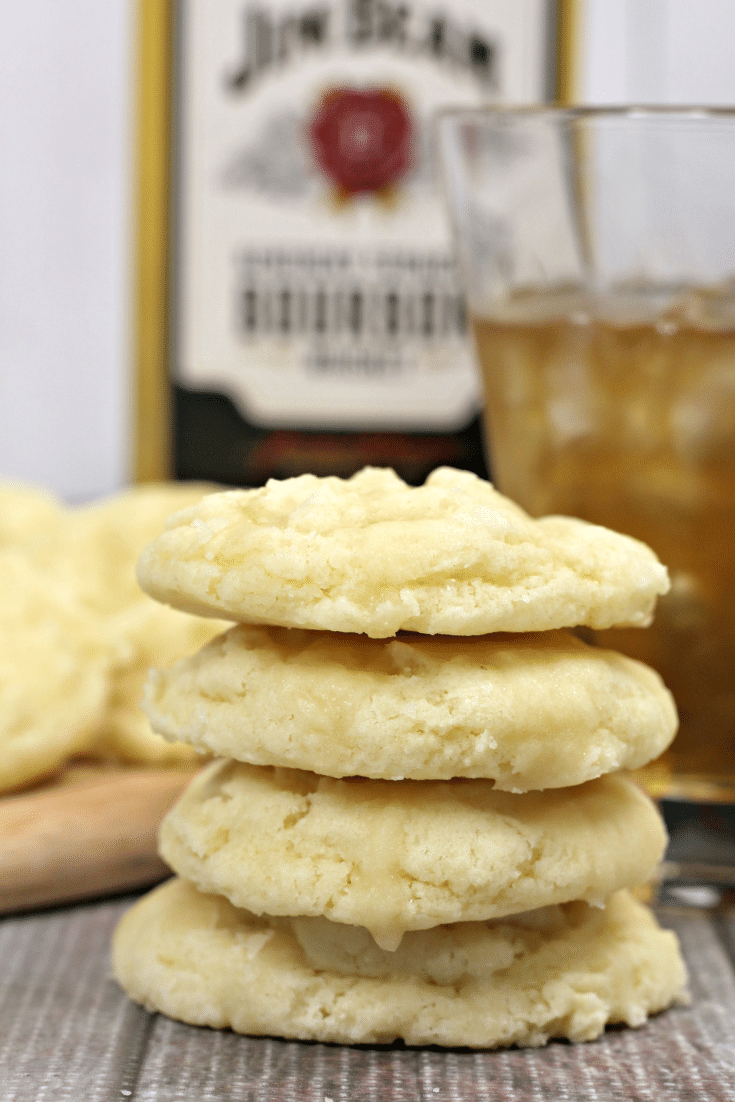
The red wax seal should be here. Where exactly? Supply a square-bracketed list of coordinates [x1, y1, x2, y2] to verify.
[309, 87, 412, 196]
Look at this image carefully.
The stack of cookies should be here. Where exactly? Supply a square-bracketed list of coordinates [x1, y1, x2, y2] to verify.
[113, 466, 688, 1049]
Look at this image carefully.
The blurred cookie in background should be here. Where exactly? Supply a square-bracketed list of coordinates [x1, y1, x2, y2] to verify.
[0, 482, 66, 551]
[90, 599, 230, 766]
[0, 549, 114, 793]
[60, 483, 231, 766]
[0, 479, 228, 790]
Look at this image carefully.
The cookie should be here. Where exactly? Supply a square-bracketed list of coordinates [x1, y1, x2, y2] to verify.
[0, 482, 65, 549]
[57, 482, 231, 765]
[159, 762, 667, 949]
[0, 551, 114, 792]
[112, 878, 687, 1047]
[60, 482, 221, 615]
[0, 480, 232, 773]
[89, 601, 229, 765]
[143, 624, 677, 788]
[135, 467, 669, 638]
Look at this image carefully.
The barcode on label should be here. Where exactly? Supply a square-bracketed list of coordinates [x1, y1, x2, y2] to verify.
[236, 249, 467, 342]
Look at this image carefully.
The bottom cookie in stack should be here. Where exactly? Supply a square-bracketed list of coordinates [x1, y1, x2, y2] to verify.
[113, 879, 686, 1048]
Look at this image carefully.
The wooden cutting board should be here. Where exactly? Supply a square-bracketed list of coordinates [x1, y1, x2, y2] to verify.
[0, 763, 199, 915]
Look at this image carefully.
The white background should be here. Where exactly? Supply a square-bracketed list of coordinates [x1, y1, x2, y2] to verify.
[0, 0, 132, 503]
[1, 0, 734, 502]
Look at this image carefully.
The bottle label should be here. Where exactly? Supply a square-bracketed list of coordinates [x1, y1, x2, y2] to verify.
[176, 0, 551, 430]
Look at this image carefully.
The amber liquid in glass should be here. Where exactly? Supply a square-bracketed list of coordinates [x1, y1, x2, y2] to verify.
[473, 289, 735, 799]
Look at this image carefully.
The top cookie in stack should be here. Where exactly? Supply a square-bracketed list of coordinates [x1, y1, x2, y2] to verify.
[136, 465, 669, 637]
[113, 466, 687, 1049]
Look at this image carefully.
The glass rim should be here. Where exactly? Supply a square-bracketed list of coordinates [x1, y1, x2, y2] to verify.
[437, 104, 735, 126]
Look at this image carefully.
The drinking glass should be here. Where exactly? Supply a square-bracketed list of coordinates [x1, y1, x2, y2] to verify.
[439, 106, 735, 807]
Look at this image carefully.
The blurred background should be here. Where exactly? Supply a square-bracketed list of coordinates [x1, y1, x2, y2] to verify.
[2, 0, 735, 503]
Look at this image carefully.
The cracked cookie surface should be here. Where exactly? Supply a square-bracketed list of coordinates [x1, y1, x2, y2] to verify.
[135, 466, 669, 638]
[159, 760, 667, 949]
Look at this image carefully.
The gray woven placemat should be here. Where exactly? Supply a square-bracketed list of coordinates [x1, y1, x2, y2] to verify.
[1, 894, 734, 1102]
